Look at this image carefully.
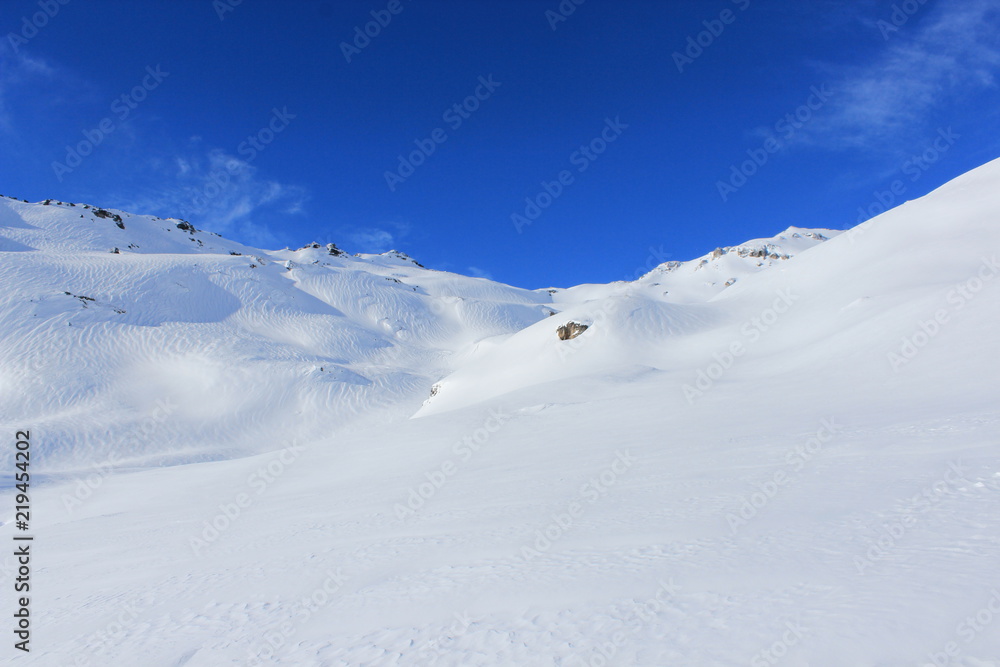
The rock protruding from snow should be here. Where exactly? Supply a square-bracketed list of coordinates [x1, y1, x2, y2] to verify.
[382, 250, 424, 267]
[623, 226, 842, 304]
[557, 321, 589, 341]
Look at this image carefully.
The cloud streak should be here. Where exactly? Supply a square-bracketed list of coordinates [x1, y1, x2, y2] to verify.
[111, 145, 308, 249]
[333, 220, 412, 254]
[0, 44, 56, 133]
[810, 0, 1000, 150]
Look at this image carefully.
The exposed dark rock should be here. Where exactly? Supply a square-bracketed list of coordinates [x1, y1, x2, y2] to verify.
[93, 208, 125, 228]
[382, 250, 424, 268]
[64, 292, 96, 308]
[557, 321, 589, 341]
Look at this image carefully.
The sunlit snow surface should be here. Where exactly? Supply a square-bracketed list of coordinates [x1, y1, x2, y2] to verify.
[1, 160, 999, 665]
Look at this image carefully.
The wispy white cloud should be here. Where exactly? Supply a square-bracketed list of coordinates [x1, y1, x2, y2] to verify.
[809, 0, 1000, 150]
[338, 221, 411, 254]
[0, 46, 308, 249]
[111, 144, 308, 249]
[0, 44, 56, 132]
[466, 266, 493, 280]
[348, 228, 394, 251]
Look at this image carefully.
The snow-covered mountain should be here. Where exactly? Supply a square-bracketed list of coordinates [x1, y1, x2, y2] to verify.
[0, 196, 836, 471]
[1, 158, 999, 665]
[0, 198, 554, 469]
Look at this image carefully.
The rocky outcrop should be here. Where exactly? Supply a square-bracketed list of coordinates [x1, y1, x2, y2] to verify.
[557, 322, 589, 341]
[296, 242, 346, 257]
[382, 250, 425, 268]
[93, 208, 125, 229]
[734, 244, 789, 260]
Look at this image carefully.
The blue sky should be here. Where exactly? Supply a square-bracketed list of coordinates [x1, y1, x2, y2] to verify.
[1, 0, 999, 288]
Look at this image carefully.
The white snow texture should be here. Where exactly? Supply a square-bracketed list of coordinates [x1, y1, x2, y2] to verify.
[1, 158, 999, 666]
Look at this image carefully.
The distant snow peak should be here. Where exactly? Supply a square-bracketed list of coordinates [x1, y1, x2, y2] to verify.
[647, 226, 839, 277]
[380, 250, 424, 268]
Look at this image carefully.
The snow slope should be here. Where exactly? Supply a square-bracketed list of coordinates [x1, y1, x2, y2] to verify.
[0, 199, 553, 470]
[1, 158, 999, 666]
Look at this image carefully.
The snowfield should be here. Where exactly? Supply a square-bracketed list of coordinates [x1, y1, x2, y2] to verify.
[1, 158, 999, 666]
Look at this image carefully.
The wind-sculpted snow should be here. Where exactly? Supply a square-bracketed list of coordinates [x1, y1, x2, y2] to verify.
[5, 190, 841, 470]
[1, 159, 999, 665]
[0, 196, 559, 471]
